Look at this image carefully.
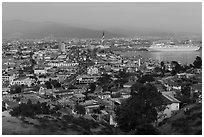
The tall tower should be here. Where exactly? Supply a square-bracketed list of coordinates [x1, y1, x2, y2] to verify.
[138, 58, 141, 67]
[101, 31, 105, 46]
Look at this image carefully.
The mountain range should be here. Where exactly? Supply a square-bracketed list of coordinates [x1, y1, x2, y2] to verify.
[2, 20, 124, 39]
[2, 20, 202, 40]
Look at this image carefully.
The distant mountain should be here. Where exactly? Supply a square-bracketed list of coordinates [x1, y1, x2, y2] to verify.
[2, 20, 125, 39]
[107, 27, 202, 40]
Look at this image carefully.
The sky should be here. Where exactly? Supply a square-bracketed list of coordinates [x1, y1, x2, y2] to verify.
[2, 2, 202, 34]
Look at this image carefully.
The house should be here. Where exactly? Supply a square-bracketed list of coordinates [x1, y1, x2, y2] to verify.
[38, 77, 50, 84]
[10, 77, 35, 87]
[117, 88, 131, 99]
[38, 85, 58, 95]
[161, 91, 176, 97]
[2, 74, 15, 82]
[98, 92, 111, 99]
[120, 92, 131, 99]
[38, 85, 47, 95]
[123, 81, 135, 88]
[72, 94, 85, 103]
[164, 81, 181, 91]
[72, 84, 88, 94]
[81, 100, 100, 114]
[176, 73, 195, 79]
[53, 89, 74, 97]
[158, 92, 180, 121]
[47, 62, 79, 68]
[34, 68, 47, 75]
[87, 66, 99, 75]
[76, 75, 98, 84]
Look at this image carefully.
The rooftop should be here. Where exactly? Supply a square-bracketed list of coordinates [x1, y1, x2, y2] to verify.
[162, 93, 180, 104]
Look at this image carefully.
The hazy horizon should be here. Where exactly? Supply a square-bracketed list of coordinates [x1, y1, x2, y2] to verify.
[3, 2, 202, 36]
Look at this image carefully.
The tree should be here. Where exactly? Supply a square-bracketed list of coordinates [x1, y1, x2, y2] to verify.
[115, 83, 163, 133]
[160, 61, 165, 76]
[135, 124, 159, 135]
[41, 102, 50, 114]
[180, 85, 192, 105]
[10, 85, 22, 94]
[181, 85, 191, 98]
[160, 61, 165, 68]
[45, 81, 52, 89]
[88, 83, 96, 93]
[51, 80, 61, 88]
[171, 70, 177, 76]
[115, 70, 129, 87]
[75, 104, 86, 115]
[181, 64, 191, 72]
[189, 64, 194, 68]
[33, 101, 42, 114]
[154, 67, 161, 73]
[171, 61, 181, 74]
[9, 101, 52, 117]
[137, 75, 155, 83]
[2, 101, 6, 111]
[130, 82, 143, 96]
[97, 74, 112, 90]
[193, 56, 202, 68]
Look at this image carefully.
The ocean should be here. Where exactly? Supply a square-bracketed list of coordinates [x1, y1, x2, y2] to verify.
[116, 50, 202, 65]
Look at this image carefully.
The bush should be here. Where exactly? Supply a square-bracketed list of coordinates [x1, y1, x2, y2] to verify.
[9, 100, 54, 117]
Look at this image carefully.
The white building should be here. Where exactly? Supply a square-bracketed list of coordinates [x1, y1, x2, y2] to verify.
[76, 75, 98, 84]
[87, 66, 99, 75]
[47, 62, 79, 67]
[10, 77, 35, 87]
[2, 75, 15, 82]
[34, 69, 47, 75]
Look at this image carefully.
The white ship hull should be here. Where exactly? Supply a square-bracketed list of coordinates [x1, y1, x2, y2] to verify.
[148, 45, 200, 52]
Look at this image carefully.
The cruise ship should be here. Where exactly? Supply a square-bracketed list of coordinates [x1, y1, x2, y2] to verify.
[148, 40, 200, 51]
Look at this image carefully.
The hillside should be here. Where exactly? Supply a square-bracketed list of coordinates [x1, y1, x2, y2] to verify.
[2, 20, 124, 39]
[158, 103, 202, 135]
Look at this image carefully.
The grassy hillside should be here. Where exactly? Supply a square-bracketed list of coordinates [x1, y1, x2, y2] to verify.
[158, 103, 202, 135]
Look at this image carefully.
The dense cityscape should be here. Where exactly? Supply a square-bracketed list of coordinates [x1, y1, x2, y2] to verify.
[2, 34, 202, 134]
[2, 2, 202, 135]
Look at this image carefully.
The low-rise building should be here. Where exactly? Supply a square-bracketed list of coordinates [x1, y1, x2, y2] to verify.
[47, 62, 79, 68]
[87, 66, 99, 75]
[76, 75, 98, 84]
[158, 92, 180, 121]
[10, 77, 35, 87]
[72, 94, 86, 103]
[176, 73, 195, 79]
[81, 100, 100, 114]
[98, 92, 111, 99]
[2, 74, 15, 82]
[34, 68, 47, 75]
